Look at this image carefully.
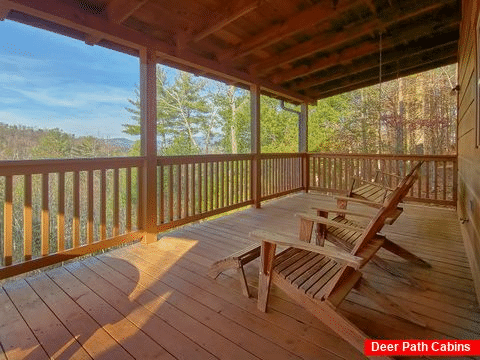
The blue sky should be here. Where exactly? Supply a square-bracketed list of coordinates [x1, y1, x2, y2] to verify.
[0, 20, 144, 139]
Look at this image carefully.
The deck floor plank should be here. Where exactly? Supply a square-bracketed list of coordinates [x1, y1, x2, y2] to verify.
[64, 259, 217, 360]
[0, 193, 477, 360]
[25, 273, 134, 360]
[123, 243, 356, 360]
[0, 287, 49, 360]
[46, 266, 176, 360]
[2, 279, 91, 360]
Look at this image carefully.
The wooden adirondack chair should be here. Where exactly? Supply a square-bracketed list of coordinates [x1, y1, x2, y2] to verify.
[251, 191, 426, 359]
[336, 161, 424, 225]
[313, 162, 430, 288]
[322, 162, 430, 271]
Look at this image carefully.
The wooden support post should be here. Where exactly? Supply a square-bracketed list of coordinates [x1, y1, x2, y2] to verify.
[300, 103, 309, 193]
[299, 103, 308, 153]
[251, 84, 261, 208]
[140, 48, 157, 244]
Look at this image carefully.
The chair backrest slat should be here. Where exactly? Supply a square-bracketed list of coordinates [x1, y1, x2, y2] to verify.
[351, 161, 423, 255]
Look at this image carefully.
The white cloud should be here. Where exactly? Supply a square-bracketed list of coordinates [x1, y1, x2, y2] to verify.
[9, 84, 132, 108]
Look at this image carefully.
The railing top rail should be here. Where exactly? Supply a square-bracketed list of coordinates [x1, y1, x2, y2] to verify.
[259, 153, 304, 159]
[0, 156, 144, 176]
[308, 153, 457, 161]
[157, 153, 254, 165]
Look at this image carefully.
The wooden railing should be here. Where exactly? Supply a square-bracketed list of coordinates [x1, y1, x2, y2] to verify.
[260, 153, 304, 201]
[0, 152, 458, 279]
[308, 153, 458, 206]
[156, 154, 254, 231]
[0, 157, 143, 278]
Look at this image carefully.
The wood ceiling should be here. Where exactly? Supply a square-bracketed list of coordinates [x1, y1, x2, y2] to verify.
[1, 0, 460, 104]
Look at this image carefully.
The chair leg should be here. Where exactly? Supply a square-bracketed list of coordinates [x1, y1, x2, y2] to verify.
[355, 278, 426, 327]
[257, 241, 276, 312]
[382, 238, 431, 268]
[306, 301, 393, 360]
[372, 256, 426, 291]
[237, 266, 251, 298]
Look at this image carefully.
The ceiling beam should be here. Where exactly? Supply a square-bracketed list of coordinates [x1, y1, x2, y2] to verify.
[106, 0, 149, 24]
[251, 0, 455, 75]
[3, 0, 314, 104]
[270, 21, 459, 84]
[190, 0, 261, 43]
[310, 52, 457, 99]
[291, 40, 459, 91]
[218, 0, 366, 61]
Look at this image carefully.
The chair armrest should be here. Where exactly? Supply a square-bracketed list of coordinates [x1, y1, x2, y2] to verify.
[295, 212, 365, 232]
[356, 179, 395, 191]
[250, 230, 362, 270]
[375, 170, 403, 179]
[311, 206, 372, 218]
[335, 196, 382, 207]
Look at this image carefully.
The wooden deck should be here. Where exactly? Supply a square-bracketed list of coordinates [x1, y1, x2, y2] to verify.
[0, 192, 478, 360]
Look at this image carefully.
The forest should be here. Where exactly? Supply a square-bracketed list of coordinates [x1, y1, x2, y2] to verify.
[0, 64, 457, 161]
[124, 63, 457, 157]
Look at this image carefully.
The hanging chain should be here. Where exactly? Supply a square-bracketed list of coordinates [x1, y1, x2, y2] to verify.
[379, 31, 382, 102]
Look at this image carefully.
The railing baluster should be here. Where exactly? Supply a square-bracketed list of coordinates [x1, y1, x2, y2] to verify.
[425, 161, 430, 199]
[113, 168, 119, 236]
[203, 162, 208, 211]
[100, 169, 106, 240]
[185, 163, 189, 217]
[226, 161, 230, 207]
[443, 160, 447, 201]
[24, 175, 32, 261]
[58, 172, 65, 252]
[210, 162, 214, 210]
[191, 163, 196, 216]
[126, 167, 132, 232]
[87, 171, 94, 244]
[41, 173, 49, 255]
[4, 176, 13, 265]
[219, 161, 224, 208]
[137, 166, 144, 231]
[177, 164, 182, 219]
[158, 165, 163, 224]
[239, 160, 243, 202]
[216, 161, 220, 208]
[434, 161, 438, 200]
[73, 171, 80, 247]
[169, 165, 174, 221]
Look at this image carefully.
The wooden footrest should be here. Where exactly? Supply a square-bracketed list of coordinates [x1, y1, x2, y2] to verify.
[208, 243, 261, 297]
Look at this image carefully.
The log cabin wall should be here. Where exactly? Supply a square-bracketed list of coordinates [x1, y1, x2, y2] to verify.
[458, 0, 480, 302]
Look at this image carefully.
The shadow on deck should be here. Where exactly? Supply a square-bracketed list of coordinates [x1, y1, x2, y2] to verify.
[0, 192, 477, 360]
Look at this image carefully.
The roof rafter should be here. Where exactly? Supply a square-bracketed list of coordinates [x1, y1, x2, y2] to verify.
[106, 0, 149, 24]
[218, 0, 367, 61]
[271, 21, 458, 84]
[4, 0, 314, 104]
[251, 0, 455, 75]
[189, 0, 261, 43]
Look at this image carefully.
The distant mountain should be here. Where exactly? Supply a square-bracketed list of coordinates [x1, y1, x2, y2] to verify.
[104, 138, 135, 151]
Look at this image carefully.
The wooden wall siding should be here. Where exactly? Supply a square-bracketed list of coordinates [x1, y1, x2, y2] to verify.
[309, 154, 457, 206]
[458, 0, 480, 303]
[0, 157, 144, 279]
